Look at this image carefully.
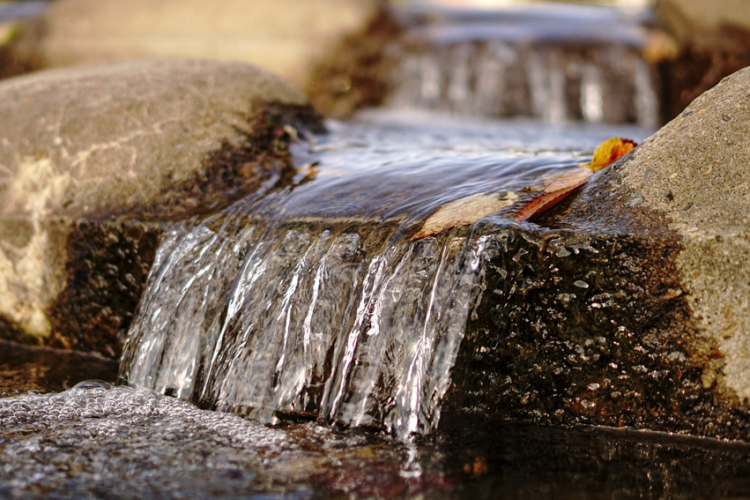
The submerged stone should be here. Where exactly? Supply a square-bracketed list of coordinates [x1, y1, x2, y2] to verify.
[0, 58, 324, 355]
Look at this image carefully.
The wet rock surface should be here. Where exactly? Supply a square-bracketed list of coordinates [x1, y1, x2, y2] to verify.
[450, 65, 750, 440]
[3, 383, 750, 499]
[0, 58, 323, 355]
[119, 69, 750, 442]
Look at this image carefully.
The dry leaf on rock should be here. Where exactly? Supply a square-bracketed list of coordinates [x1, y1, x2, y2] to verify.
[514, 137, 638, 223]
[412, 192, 519, 240]
[587, 137, 637, 172]
[513, 172, 591, 223]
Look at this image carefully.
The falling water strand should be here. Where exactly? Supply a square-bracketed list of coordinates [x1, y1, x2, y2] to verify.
[121, 204, 491, 437]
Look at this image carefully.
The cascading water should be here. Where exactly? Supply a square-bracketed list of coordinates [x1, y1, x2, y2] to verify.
[384, 2, 660, 127]
[120, 112, 651, 438]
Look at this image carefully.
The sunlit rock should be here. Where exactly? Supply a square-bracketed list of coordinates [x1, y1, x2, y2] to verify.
[1, 0, 380, 86]
[470, 64, 750, 439]
[122, 68, 750, 442]
[0, 58, 323, 355]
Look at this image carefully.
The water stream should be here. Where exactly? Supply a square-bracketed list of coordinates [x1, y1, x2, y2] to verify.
[4, 2, 750, 498]
[387, 2, 659, 126]
[119, 111, 651, 439]
[6, 112, 750, 499]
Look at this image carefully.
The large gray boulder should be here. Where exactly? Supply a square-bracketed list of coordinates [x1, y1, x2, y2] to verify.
[592, 66, 750, 407]
[442, 66, 750, 440]
[0, 58, 323, 356]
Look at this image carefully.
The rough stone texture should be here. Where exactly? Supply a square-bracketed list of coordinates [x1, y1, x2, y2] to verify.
[441, 66, 750, 441]
[0, 58, 324, 355]
[601, 67, 750, 406]
[3, 0, 380, 87]
[442, 227, 721, 436]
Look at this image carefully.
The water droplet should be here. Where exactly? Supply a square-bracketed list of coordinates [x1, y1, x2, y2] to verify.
[70, 380, 113, 392]
[626, 191, 644, 207]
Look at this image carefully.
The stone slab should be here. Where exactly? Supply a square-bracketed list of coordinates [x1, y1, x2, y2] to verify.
[445, 65, 750, 440]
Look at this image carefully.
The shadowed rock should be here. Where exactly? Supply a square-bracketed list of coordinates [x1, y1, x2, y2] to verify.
[655, 0, 750, 121]
[0, 58, 324, 356]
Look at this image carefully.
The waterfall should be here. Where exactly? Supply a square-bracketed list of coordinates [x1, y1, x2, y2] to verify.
[385, 3, 659, 126]
[120, 114, 652, 439]
[121, 201, 492, 438]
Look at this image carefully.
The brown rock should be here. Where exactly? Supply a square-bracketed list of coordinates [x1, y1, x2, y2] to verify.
[655, 0, 750, 121]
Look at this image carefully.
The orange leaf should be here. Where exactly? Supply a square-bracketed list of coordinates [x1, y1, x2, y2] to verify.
[514, 137, 638, 223]
[587, 137, 637, 172]
[513, 175, 590, 223]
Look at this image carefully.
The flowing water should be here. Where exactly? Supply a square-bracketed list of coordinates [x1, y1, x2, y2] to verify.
[3, 2, 750, 499]
[3, 353, 750, 499]
[4, 111, 750, 499]
[387, 2, 660, 127]
[118, 111, 652, 439]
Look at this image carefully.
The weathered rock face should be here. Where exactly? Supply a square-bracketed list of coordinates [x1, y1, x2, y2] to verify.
[2, 0, 380, 87]
[0, 58, 323, 356]
[443, 66, 750, 440]
[597, 66, 750, 407]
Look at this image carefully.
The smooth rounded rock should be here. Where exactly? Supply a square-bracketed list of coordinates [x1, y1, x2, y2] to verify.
[0, 58, 323, 353]
[12, 0, 380, 86]
[610, 67, 750, 405]
[441, 67, 750, 441]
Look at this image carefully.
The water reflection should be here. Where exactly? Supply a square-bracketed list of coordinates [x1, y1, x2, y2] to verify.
[1, 383, 750, 499]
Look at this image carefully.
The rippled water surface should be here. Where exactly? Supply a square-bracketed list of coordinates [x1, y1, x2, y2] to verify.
[2, 380, 750, 499]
